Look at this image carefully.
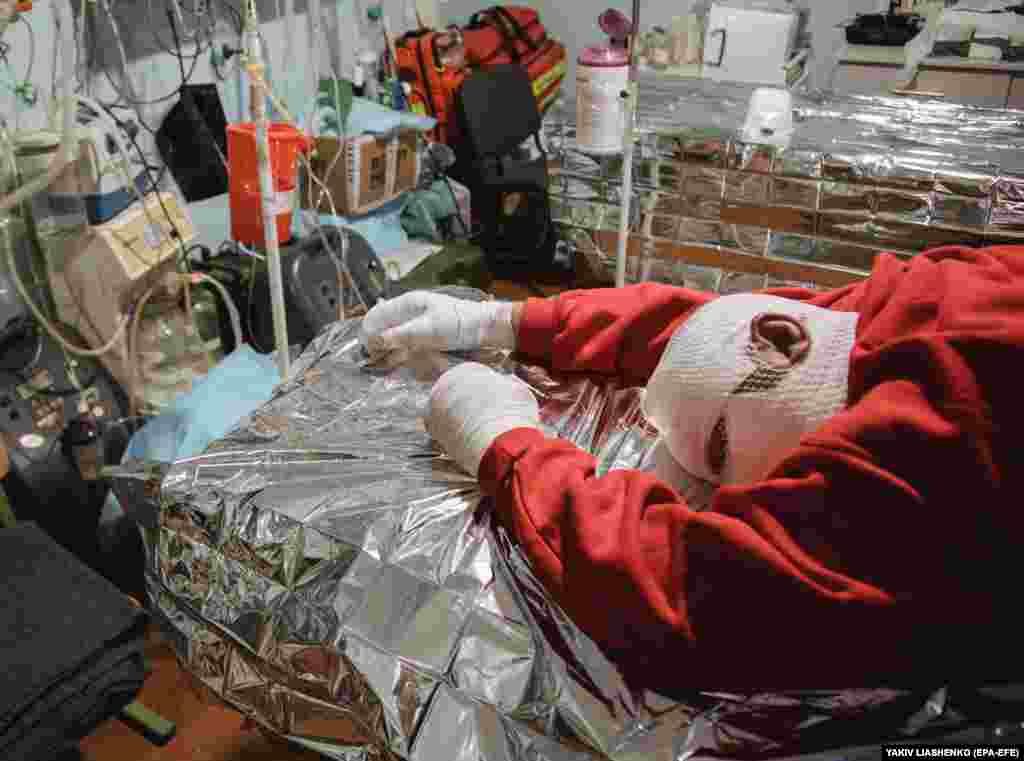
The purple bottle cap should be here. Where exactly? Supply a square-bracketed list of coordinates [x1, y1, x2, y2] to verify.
[599, 9, 633, 45]
[580, 8, 632, 66]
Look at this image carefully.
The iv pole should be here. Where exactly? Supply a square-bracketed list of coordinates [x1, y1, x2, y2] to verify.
[614, 0, 641, 288]
[244, 0, 292, 380]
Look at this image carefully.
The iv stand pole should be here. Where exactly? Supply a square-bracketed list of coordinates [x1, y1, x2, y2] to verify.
[614, 0, 641, 288]
[245, 0, 292, 380]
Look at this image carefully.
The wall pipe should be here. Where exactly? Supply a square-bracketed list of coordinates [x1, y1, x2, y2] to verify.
[613, 0, 641, 288]
[244, 0, 292, 380]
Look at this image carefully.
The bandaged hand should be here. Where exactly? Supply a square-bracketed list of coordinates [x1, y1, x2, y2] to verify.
[426, 362, 540, 476]
[360, 291, 518, 355]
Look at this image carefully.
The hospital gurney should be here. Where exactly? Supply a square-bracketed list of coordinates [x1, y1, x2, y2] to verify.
[109, 297, 1023, 760]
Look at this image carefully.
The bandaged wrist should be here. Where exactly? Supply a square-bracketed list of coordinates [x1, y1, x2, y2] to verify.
[475, 301, 518, 350]
[460, 414, 539, 477]
[427, 362, 539, 476]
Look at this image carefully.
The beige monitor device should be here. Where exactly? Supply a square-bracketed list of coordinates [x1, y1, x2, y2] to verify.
[50, 192, 195, 396]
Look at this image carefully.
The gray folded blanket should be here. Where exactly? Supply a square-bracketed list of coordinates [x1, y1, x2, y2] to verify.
[0, 522, 147, 761]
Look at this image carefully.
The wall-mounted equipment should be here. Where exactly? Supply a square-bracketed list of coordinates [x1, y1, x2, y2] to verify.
[49, 192, 197, 407]
[702, 2, 806, 87]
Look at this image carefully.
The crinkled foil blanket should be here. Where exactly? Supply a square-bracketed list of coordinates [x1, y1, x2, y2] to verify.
[544, 77, 1024, 289]
[112, 319, 994, 760]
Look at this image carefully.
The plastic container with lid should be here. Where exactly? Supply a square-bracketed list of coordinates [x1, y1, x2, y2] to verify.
[227, 122, 310, 248]
[575, 9, 632, 156]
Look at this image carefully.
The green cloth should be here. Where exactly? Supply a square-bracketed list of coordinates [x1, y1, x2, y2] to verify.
[396, 242, 491, 293]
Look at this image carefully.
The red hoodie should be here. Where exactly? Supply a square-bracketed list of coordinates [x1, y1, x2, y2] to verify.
[478, 246, 1024, 691]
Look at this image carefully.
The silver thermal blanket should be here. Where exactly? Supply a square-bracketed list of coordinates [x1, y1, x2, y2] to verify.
[545, 76, 1024, 289]
[111, 315, 1015, 760]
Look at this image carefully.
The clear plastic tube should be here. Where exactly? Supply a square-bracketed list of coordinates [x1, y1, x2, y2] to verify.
[0, 4, 75, 214]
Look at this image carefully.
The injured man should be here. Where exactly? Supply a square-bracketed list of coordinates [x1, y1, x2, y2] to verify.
[361, 245, 1024, 692]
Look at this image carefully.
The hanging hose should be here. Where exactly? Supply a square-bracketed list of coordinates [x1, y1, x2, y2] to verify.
[243, 0, 291, 382]
[0, 4, 76, 213]
[189, 272, 243, 351]
[614, 0, 642, 289]
[2, 219, 131, 357]
[126, 273, 244, 415]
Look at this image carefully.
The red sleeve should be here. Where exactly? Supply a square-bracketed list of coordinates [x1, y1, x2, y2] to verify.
[489, 245, 1024, 689]
[515, 279, 869, 386]
[478, 390, 1003, 688]
[515, 283, 714, 386]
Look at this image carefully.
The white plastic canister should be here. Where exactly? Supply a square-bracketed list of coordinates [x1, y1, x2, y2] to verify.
[575, 44, 630, 155]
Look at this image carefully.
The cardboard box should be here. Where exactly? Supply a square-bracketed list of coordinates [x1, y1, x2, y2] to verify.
[301, 131, 420, 217]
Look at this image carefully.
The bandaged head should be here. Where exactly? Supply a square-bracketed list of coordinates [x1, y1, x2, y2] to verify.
[641, 294, 858, 486]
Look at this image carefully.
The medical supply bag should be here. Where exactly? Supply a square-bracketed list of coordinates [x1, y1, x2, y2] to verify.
[395, 6, 567, 145]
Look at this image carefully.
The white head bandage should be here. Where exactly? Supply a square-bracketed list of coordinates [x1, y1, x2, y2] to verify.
[641, 294, 858, 486]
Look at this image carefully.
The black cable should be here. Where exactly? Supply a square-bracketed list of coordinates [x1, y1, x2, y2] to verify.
[166, 7, 190, 85]
[93, 0, 208, 109]
[145, 0, 209, 62]
[100, 61, 200, 108]
[185, 243, 210, 260]
[99, 34, 205, 107]
[247, 252, 269, 352]
[442, 175, 470, 238]
[216, 0, 243, 35]
[197, 240, 263, 350]
[94, 104, 187, 267]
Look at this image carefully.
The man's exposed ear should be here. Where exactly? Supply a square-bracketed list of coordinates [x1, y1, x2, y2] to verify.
[749, 313, 810, 369]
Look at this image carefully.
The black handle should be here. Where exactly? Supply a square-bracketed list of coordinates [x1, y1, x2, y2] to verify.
[491, 6, 538, 51]
[482, 8, 523, 62]
[706, 28, 727, 67]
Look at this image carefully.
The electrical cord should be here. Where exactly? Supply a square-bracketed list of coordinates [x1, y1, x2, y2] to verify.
[3, 228, 131, 357]
[98, 0, 206, 107]
[51, 3, 60, 100]
[126, 280, 162, 416]
[429, 152, 470, 239]
[1, 363, 101, 397]
[0, 15, 36, 96]
[93, 102, 192, 270]
[87, 0, 211, 277]
[217, 0, 243, 33]
[197, 242, 259, 347]
[140, 0, 207, 59]
[163, 3, 228, 177]
[68, 94, 185, 275]
[126, 272, 242, 414]
[190, 272, 242, 350]
[18, 14, 35, 83]
[72, 0, 87, 94]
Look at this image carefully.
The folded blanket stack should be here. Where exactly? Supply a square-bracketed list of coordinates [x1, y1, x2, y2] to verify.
[0, 523, 147, 761]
